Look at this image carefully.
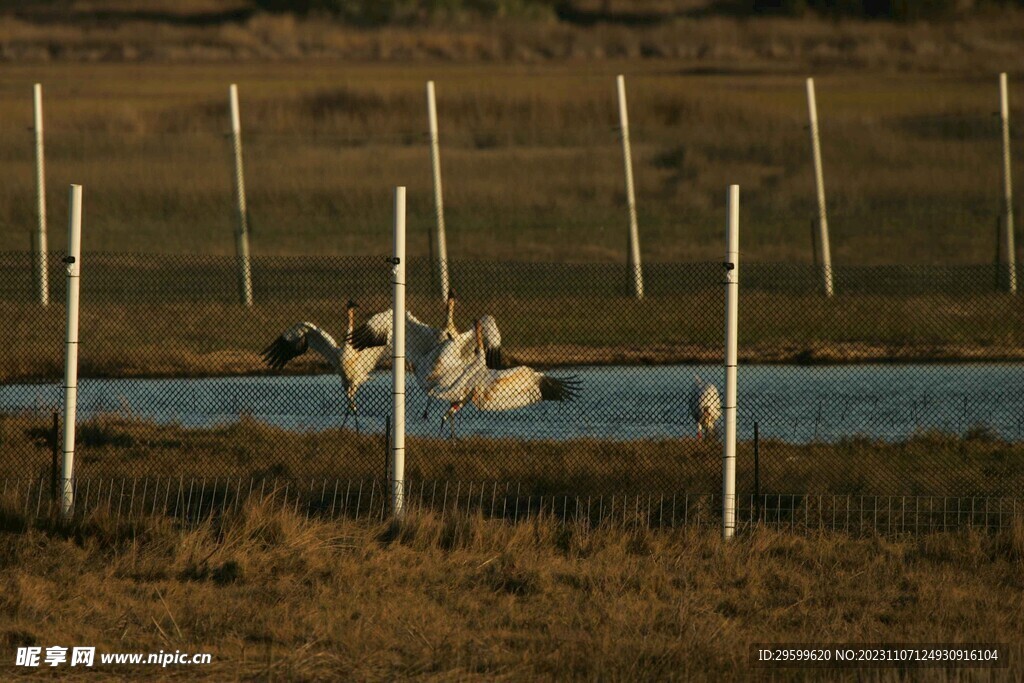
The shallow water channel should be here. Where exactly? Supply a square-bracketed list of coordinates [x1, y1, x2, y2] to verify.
[3, 364, 1024, 444]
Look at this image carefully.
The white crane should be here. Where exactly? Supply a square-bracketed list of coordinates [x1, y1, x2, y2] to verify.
[347, 292, 504, 419]
[439, 288, 459, 339]
[689, 375, 722, 440]
[436, 318, 579, 438]
[420, 289, 460, 419]
[422, 314, 502, 393]
[261, 300, 391, 432]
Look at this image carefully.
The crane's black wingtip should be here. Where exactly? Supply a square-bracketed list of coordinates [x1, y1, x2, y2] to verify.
[260, 339, 283, 370]
[260, 342, 279, 369]
[261, 335, 304, 370]
[485, 346, 503, 370]
[540, 374, 581, 402]
[348, 325, 388, 350]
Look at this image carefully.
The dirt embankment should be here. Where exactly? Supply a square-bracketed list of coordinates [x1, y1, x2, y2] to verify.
[507, 342, 1024, 367]
[6, 341, 1024, 384]
[1, 6, 1023, 72]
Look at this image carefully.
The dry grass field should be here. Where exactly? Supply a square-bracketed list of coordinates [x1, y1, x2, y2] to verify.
[0, 6, 1021, 380]
[0, 1, 1022, 261]
[0, 62, 1017, 264]
[3, 414, 1024, 499]
[0, 499, 1021, 680]
[3, 257, 1024, 381]
[2, 8, 1024, 680]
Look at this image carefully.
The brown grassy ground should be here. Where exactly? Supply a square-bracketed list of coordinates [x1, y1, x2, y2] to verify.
[0, 60, 1020, 263]
[0, 499, 1021, 680]
[3, 415, 1024, 499]
[0, 14, 1021, 380]
[4, 281, 1024, 381]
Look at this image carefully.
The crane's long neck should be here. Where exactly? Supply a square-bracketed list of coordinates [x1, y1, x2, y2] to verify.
[474, 319, 484, 354]
[444, 298, 456, 336]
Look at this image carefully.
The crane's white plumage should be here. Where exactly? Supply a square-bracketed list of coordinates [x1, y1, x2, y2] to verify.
[351, 306, 573, 438]
[436, 319, 578, 436]
[472, 366, 578, 411]
[423, 314, 502, 395]
[689, 375, 722, 440]
[261, 301, 389, 427]
[348, 292, 503, 405]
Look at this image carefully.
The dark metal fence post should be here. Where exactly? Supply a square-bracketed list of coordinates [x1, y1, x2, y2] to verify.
[50, 411, 58, 503]
[753, 421, 760, 524]
[995, 214, 1002, 292]
[384, 415, 391, 484]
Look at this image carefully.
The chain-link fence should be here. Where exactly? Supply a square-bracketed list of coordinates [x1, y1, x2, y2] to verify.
[2, 74, 1016, 264]
[2, 71, 1022, 530]
[2, 252, 1023, 530]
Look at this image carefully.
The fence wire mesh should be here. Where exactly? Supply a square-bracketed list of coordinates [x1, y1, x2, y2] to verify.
[3, 75, 1015, 266]
[2, 252, 1023, 531]
[2, 477, 1021, 535]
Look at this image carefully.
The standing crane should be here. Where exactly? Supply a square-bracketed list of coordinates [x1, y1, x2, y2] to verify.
[689, 375, 722, 441]
[261, 300, 391, 432]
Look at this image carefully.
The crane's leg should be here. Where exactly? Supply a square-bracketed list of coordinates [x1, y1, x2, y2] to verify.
[441, 402, 461, 440]
[438, 414, 457, 440]
[343, 396, 359, 434]
[409, 363, 431, 421]
[416, 376, 432, 421]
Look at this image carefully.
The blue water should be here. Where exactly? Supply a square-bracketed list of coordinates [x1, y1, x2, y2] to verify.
[3, 364, 1024, 443]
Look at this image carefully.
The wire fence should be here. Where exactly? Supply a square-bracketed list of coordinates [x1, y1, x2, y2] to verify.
[3, 477, 1020, 535]
[2, 74, 1017, 266]
[2, 253, 1023, 531]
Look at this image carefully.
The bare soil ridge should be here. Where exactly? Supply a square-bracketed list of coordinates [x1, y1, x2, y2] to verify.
[1, 2, 1023, 70]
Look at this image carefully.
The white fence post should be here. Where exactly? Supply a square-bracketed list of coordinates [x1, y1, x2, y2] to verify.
[722, 185, 739, 540]
[391, 186, 407, 519]
[806, 78, 834, 298]
[426, 80, 451, 300]
[229, 84, 254, 307]
[999, 73, 1017, 294]
[616, 74, 644, 300]
[61, 184, 83, 518]
[33, 83, 49, 307]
